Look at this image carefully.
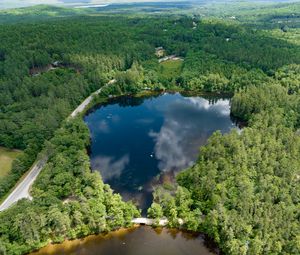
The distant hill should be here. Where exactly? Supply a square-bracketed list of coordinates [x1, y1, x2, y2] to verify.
[1, 1, 300, 25]
[0, 5, 93, 23]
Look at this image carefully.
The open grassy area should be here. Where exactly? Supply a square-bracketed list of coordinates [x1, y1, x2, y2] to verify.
[0, 147, 22, 178]
[159, 59, 183, 80]
[266, 28, 300, 46]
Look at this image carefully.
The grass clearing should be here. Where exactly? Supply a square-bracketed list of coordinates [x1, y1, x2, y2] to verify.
[266, 28, 300, 46]
[159, 59, 183, 79]
[0, 147, 22, 178]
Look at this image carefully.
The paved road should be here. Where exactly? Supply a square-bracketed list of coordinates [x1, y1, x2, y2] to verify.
[0, 158, 47, 211]
[71, 79, 115, 117]
[0, 80, 115, 212]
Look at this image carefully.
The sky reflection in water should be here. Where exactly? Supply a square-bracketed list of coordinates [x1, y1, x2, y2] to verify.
[84, 93, 236, 211]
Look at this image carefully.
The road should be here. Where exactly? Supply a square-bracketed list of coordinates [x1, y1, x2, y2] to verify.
[0, 158, 47, 211]
[0, 80, 115, 212]
[71, 79, 115, 117]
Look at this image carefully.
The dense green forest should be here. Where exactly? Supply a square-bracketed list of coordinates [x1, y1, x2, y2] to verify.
[0, 118, 139, 254]
[2, 12, 299, 201]
[0, 2, 300, 255]
[149, 82, 300, 254]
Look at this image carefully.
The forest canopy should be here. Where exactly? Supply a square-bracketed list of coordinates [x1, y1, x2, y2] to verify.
[0, 3, 300, 255]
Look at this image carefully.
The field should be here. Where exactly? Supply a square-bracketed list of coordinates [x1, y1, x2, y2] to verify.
[0, 147, 22, 178]
[159, 59, 183, 80]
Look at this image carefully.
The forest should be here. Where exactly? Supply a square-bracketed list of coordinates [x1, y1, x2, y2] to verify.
[149, 82, 300, 254]
[0, 118, 139, 254]
[0, 2, 300, 255]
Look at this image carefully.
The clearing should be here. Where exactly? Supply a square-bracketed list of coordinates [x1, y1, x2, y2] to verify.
[0, 147, 22, 178]
[159, 59, 183, 79]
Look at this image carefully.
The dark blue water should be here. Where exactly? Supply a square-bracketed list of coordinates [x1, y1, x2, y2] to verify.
[84, 93, 236, 211]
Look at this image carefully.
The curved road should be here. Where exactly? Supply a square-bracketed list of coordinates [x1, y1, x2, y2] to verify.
[0, 80, 115, 212]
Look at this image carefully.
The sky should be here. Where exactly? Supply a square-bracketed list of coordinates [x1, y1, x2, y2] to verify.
[0, 0, 297, 9]
[0, 0, 177, 10]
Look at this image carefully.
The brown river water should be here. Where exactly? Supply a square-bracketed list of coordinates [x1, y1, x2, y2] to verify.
[29, 226, 218, 255]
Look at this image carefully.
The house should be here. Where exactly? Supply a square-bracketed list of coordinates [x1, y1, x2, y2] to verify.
[155, 47, 165, 57]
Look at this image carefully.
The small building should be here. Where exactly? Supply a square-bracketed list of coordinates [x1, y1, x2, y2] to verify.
[52, 61, 61, 67]
[158, 55, 183, 63]
[155, 47, 165, 57]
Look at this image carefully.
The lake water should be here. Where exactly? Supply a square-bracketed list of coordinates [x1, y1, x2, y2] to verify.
[29, 92, 232, 255]
[84, 93, 236, 211]
[30, 226, 218, 255]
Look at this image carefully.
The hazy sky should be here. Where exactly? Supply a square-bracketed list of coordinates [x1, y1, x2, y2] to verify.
[0, 0, 177, 10]
[0, 0, 100, 9]
[0, 0, 296, 9]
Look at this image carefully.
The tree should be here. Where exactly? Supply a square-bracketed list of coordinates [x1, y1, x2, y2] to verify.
[147, 202, 164, 219]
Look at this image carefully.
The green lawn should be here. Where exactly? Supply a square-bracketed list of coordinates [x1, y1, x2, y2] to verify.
[0, 147, 22, 178]
[159, 59, 183, 79]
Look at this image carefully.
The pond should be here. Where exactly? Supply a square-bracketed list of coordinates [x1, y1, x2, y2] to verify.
[29, 92, 234, 255]
[30, 226, 218, 255]
[84, 92, 237, 211]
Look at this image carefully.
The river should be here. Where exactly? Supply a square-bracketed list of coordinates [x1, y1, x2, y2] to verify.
[30, 226, 219, 255]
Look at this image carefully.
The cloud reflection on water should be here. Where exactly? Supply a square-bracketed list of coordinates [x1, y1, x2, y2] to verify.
[149, 97, 232, 172]
[91, 154, 130, 181]
[186, 97, 231, 116]
[98, 120, 110, 133]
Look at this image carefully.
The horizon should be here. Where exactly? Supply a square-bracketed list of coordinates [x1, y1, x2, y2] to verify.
[0, 0, 298, 10]
[0, 0, 180, 10]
